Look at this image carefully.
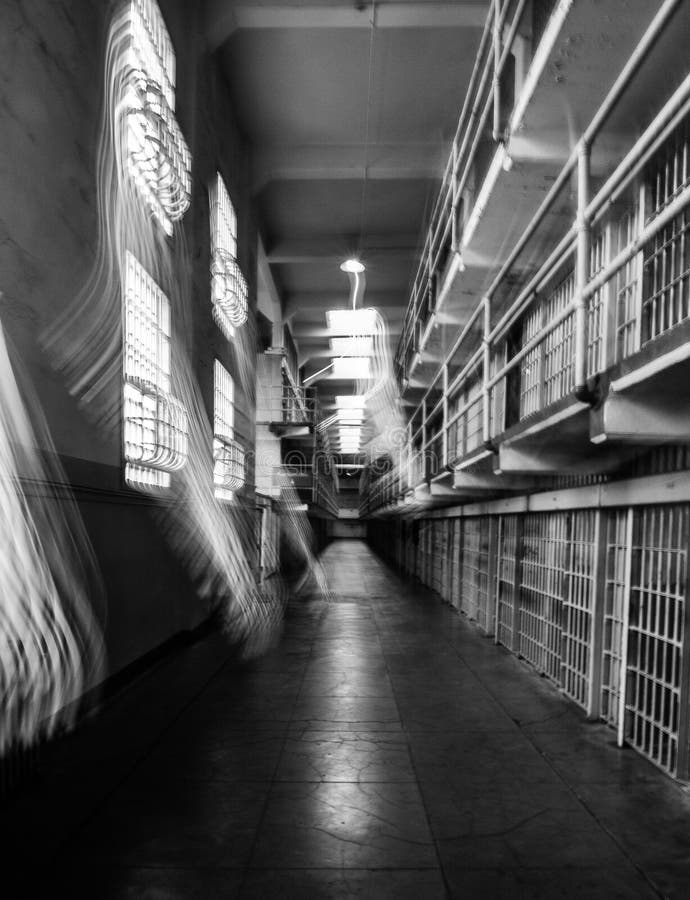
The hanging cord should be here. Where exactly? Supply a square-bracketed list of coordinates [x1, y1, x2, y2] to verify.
[356, 1, 377, 258]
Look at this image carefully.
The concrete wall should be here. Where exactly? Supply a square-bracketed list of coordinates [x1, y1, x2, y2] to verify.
[0, 0, 259, 679]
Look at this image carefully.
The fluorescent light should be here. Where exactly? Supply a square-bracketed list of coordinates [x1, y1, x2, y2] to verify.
[337, 415, 364, 426]
[332, 356, 371, 379]
[326, 308, 378, 335]
[336, 395, 366, 408]
[330, 336, 374, 356]
[340, 258, 365, 273]
[462, 143, 507, 248]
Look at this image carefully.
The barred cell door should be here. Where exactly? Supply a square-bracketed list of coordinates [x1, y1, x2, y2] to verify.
[449, 519, 461, 609]
[496, 515, 520, 650]
[601, 505, 690, 777]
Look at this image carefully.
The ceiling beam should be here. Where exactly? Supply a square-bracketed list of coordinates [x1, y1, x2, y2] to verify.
[207, 2, 488, 48]
[266, 235, 420, 265]
[253, 143, 446, 191]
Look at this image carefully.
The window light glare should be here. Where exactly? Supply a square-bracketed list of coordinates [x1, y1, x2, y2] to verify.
[326, 308, 378, 336]
[332, 356, 371, 379]
[330, 336, 374, 356]
[336, 395, 367, 408]
[340, 258, 366, 274]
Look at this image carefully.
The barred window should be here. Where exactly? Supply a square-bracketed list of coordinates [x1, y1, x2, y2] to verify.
[209, 173, 248, 339]
[214, 359, 245, 499]
[123, 0, 191, 235]
[123, 252, 187, 489]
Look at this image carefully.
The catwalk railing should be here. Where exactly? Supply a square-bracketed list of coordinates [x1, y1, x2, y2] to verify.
[257, 381, 318, 428]
[395, 0, 558, 384]
[365, 0, 690, 516]
[368, 483, 690, 781]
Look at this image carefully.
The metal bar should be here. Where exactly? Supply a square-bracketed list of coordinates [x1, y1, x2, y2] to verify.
[442, 364, 449, 467]
[574, 142, 591, 394]
[447, 345, 484, 402]
[584, 0, 682, 147]
[583, 181, 690, 304]
[489, 229, 576, 345]
[486, 300, 574, 391]
[487, 179, 690, 393]
[486, 0, 681, 306]
[587, 509, 607, 720]
[616, 507, 634, 748]
[675, 507, 690, 779]
[589, 77, 690, 224]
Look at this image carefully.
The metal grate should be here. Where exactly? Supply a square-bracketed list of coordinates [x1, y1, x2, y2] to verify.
[496, 515, 519, 649]
[519, 305, 542, 418]
[518, 513, 567, 683]
[642, 210, 690, 345]
[642, 113, 690, 347]
[461, 517, 491, 629]
[615, 209, 641, 360]
[625, 505, 687, 775]
[542, 271, 575, 408]
[448, 376, 483, 463]
[561, 510, 597, 708]
[123, 252, 187, 488]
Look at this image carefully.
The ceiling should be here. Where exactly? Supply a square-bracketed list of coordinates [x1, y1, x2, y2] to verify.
[206, 0, 487, 452]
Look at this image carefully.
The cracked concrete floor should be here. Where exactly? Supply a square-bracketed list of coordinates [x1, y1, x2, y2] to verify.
[3, 539, 690, 898]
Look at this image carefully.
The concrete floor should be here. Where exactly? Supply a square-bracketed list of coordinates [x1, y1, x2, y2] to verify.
[3, 539, 690, 898]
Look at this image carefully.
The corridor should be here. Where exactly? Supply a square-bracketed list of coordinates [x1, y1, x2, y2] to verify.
[4, 540, 690, 899]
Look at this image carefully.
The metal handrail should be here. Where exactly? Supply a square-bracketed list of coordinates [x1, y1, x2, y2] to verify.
[365, 0, 688, 513]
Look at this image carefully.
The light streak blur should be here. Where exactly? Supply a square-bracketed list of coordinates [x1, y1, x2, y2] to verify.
[38, 0, 330, 669]
[0, 322, 105, 752]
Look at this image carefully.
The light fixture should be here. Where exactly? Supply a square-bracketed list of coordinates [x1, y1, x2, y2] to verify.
[332, 356, 371, 379]
[340, 258, 366, 274]
[330, 336, 374, 356]
[326, 308, 378, 335]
